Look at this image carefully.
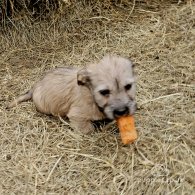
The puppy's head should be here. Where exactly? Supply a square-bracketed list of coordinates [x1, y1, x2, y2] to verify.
[77, 55, 137, 119]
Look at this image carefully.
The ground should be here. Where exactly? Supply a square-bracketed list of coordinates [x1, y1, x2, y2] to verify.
[0, 1, 194, 194]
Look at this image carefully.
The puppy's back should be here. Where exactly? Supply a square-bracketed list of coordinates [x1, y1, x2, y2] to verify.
[32, 68, 78, 116]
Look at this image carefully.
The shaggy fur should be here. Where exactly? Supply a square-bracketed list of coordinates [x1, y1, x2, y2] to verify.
[8, 55, 136, 133]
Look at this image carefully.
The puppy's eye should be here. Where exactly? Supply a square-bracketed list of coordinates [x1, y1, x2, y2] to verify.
[125, 84, 132, 90]
[99, 89, 110, 96]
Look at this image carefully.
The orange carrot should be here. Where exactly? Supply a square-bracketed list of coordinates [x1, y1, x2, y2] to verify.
[117, 115, 138, 144]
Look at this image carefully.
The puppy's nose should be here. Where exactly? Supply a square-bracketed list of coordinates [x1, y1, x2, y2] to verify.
[113, 107, 129, 118]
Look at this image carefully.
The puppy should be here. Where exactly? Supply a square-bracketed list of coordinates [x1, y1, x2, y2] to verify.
[8, 55, 137, 133]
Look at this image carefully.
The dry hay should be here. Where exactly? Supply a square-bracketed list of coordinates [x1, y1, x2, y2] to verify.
[0, 1, 195, 194]
[0, 0, 69, 22]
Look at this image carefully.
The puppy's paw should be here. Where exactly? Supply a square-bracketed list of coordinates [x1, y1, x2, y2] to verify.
[69, 119, 95, 134]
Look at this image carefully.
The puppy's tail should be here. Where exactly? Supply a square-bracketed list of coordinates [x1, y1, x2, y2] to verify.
[7, 90, 33, 109]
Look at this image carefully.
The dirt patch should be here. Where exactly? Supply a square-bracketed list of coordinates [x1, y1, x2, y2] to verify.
[0, 1, 194, 194]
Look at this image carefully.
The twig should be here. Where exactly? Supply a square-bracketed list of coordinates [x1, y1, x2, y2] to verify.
[126, 0, 136, 21]
[46, 156, 63, 182]
[140, 93, 183, 106]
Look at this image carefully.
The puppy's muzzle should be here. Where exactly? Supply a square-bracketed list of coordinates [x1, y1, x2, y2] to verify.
[113, 107, 129, 118]
[113, 102, 137, 118]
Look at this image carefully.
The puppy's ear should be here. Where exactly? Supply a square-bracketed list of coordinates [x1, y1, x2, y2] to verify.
[77, 68, 90, 86]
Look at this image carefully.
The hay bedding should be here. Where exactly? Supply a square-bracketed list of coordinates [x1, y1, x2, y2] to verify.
[0, 0, 195, 194]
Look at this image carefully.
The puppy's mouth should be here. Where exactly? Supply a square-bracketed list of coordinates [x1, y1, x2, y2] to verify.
[113, 106, 129, 118]
[98, 105, 129, 120]
[95, 100, 137, 119]
[103, 103, 137, 120]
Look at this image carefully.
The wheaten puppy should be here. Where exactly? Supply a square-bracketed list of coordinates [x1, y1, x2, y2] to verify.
[8, 55, 137, 133]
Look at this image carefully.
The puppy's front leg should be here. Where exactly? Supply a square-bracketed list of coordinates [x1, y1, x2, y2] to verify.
[69, 118, 94, 134]
[69, 117, 94, 134]
[67, 108, 94, 133]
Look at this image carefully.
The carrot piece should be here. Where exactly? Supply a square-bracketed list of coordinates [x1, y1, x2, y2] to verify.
[117, 115, 138, 144]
